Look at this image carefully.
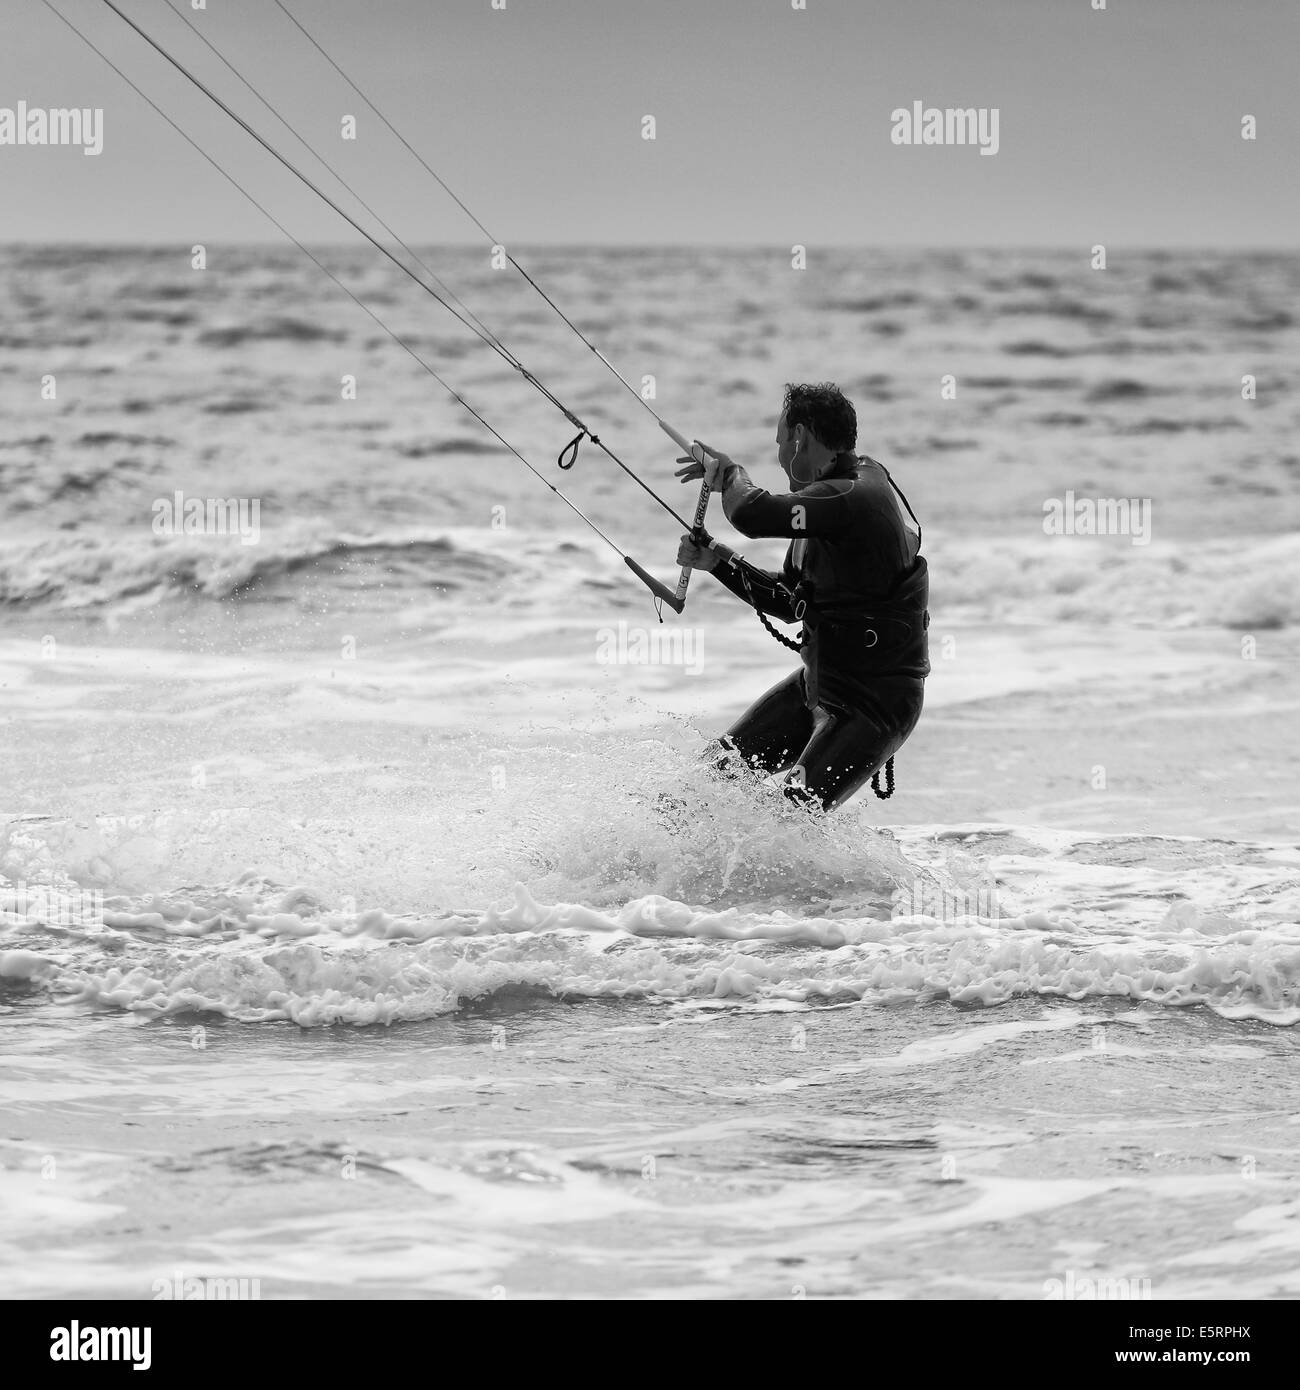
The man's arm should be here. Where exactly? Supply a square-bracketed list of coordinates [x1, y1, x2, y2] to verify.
[718, 464, 855, 540]
[706, 538, 799, 622]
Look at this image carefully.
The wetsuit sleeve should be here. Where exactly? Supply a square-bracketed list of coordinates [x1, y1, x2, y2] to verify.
[709, 548, 798, 622]
[720, 465, 855, 540]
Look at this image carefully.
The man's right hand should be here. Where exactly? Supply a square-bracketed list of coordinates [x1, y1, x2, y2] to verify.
[677, 532, 720, 572]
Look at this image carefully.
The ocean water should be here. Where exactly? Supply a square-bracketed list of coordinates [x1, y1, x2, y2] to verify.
[2, 245, 1300, 1299]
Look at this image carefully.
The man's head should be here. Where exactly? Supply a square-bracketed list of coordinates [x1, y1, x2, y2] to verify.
[776, 382, 857, 488]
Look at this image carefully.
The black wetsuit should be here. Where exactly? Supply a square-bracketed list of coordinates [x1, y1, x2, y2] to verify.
[706, 452, 929, 811]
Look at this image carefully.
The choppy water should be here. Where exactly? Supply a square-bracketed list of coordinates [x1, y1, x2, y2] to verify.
[2, 246, 1299, 1298]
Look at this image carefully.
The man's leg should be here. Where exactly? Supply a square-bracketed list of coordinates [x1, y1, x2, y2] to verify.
[783, 684, 925, 812]
[707, 669, 814, 780]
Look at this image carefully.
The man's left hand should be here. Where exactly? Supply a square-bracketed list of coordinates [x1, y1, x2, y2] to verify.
[674, 441, 736, 493]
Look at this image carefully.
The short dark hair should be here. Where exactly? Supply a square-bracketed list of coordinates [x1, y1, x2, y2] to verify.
[782, 382, 857, 454]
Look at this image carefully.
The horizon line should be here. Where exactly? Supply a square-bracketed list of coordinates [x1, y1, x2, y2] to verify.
[2, 239, 1297, 254]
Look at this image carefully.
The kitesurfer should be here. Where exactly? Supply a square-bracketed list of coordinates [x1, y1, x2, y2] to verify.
[675, 383, 929, 812]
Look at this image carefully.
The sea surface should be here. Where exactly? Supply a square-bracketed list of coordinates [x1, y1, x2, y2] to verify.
[2, 245, 1300, 1299]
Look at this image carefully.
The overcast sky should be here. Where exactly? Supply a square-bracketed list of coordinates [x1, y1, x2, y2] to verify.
[2, 0, 1296, 246]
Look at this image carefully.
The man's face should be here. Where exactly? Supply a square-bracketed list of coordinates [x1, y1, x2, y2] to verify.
[776, 410, 799, 483]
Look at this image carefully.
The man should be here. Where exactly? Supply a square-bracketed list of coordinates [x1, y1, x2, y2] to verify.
[675, 382, 929, 812]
